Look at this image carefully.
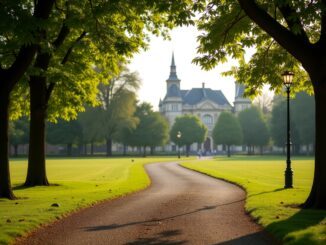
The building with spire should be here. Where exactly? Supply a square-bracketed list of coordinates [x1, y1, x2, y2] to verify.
[159, 53, 251, 153]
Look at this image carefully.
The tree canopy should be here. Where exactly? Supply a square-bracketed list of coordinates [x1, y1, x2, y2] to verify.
[170, 115, 207, 156]
[193, 0, 326, 209]
[238, 106, 270, 154]
[213, 112, 242, 157]
[126, 103, 169, 156]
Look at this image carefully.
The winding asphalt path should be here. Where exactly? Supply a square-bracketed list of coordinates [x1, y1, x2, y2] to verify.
[16, 162, 275, 245]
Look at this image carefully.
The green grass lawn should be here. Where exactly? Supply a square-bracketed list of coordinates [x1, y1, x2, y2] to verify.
[0, 157, 181, 245]
[182, 156, 326, 245]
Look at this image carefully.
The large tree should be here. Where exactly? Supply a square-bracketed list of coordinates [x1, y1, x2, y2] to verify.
[170, 115, 207, 157]
[4, 0, 198, 188]
[98, 67, 140, 156]
[213, 112, 243, 157]
[270, 96, 300, 153]
[78, 107, 103, 155]
[292, 92, 315, 154]
[127, 103, 169, 157]
[0, 0, 55, 199]
[195, 0, 326, 208]
[47, 120, 83, 156]
[238, 107, 270, 154]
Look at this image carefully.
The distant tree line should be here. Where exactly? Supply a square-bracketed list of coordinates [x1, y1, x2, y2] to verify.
[212, 92, 315, 157]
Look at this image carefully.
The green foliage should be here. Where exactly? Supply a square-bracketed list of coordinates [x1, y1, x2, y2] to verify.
[9, 117, 29, 147]
[182, 156, 325, 245]
[193, 0, 319, 96]
[213, 112, 243, 146]
[170, 114, 207, 147]
[77, 106, 103, 144]
[292, 92, 315, 146]
[126, 103, 169, 149]
[97, 66, 140, 143]
[5, 0, 200, 121]
[270, 96, 300, 148]
[46, 120, 82, 146]
[238, 106, 270, 149]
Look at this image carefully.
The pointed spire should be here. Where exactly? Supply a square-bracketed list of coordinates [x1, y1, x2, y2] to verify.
[171, 51, 176, 67]
[168, 52, 179, 80]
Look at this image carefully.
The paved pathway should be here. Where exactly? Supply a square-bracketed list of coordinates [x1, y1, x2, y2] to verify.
[16, 162, 275, 245]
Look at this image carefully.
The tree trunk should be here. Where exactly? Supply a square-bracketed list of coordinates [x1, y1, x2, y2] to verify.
[14, 144, 19, 157]
[67, 143, 72, 156]
[143, 146, 147, 157]
[150, 146, 154, 155]
[0, 92, 16, 199]
[78, 144, 83, 156]
[25, 77, 49, 186]
[260, 145, 263, 155]
[303, 85, 326, 209]
[106, 138, 112, 156]
[186, 145, 190, 157]
[247, 145, 250, 155]
[227, 145, 231, 157]
[123, 144, 127, 156]
[84, 144, 87, 156]
[91, 142, 94, 156]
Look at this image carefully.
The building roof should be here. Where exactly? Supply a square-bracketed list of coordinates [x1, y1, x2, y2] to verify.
[164, 87, 231, 106]
[181, 88, 231, 106]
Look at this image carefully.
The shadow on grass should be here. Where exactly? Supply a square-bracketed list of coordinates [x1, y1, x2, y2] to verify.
[124, 230, 187, 245]
[265, 208, 326, 244]
[248, 188, 285, 198]
[12, 183, 61, 190]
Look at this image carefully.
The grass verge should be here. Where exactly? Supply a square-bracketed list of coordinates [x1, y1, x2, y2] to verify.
[181, 156, 326, 245]
[1, 157, 181, 245]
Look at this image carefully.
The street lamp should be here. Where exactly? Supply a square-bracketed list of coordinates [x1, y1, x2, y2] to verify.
[282, 71, 294, 188]
[177, 131, 182, 159]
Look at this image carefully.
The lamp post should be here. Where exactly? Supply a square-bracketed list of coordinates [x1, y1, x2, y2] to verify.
[282, 71, 294, 188]
[177, 131, 182, 159]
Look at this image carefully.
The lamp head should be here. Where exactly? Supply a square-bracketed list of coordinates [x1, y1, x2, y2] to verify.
[282, 71, 294, 88]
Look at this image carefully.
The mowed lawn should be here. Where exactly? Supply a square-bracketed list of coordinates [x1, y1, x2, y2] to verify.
[182, 156, 326, 245]
[0, 157, 180, 245]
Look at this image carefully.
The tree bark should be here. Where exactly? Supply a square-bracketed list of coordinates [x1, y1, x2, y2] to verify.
[25, 76, 49, 186]
[303, 84, 326, 209]
[143, 146, 147, 157]
[0, 0, 55, 197]
[106, 138, 112, 156]
[67, 143, 72, 156]
[186, 145, 190, 157]
[14, 145, 19, 157]
[0, 91, 16, 199]
[227, 145, 231, 157]
[150, 146, 154, 155]
[84, 144, 87, 156]
[91, 142, 94, 156]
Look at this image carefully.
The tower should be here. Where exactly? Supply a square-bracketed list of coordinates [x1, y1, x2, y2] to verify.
[166, 52, 181, 94]
[159, 52, 183, 125]
[233, 82, 251, 113]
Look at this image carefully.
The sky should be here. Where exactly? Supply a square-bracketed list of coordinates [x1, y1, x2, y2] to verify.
[129, 25, 239, 110]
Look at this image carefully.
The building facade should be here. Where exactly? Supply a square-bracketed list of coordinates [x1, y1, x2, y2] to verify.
[159, 53, 251, 153]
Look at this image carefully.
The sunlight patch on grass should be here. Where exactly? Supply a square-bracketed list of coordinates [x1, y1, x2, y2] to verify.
[182, 156, 326, 245]
[0, 157, 181, 245]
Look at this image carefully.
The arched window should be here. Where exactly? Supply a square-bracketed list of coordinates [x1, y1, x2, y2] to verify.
[202, 114, 213, 125]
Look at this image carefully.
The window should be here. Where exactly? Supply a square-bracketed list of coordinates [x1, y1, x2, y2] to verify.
[202, 114, 213, 125]
[171, 104, 178, 111]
